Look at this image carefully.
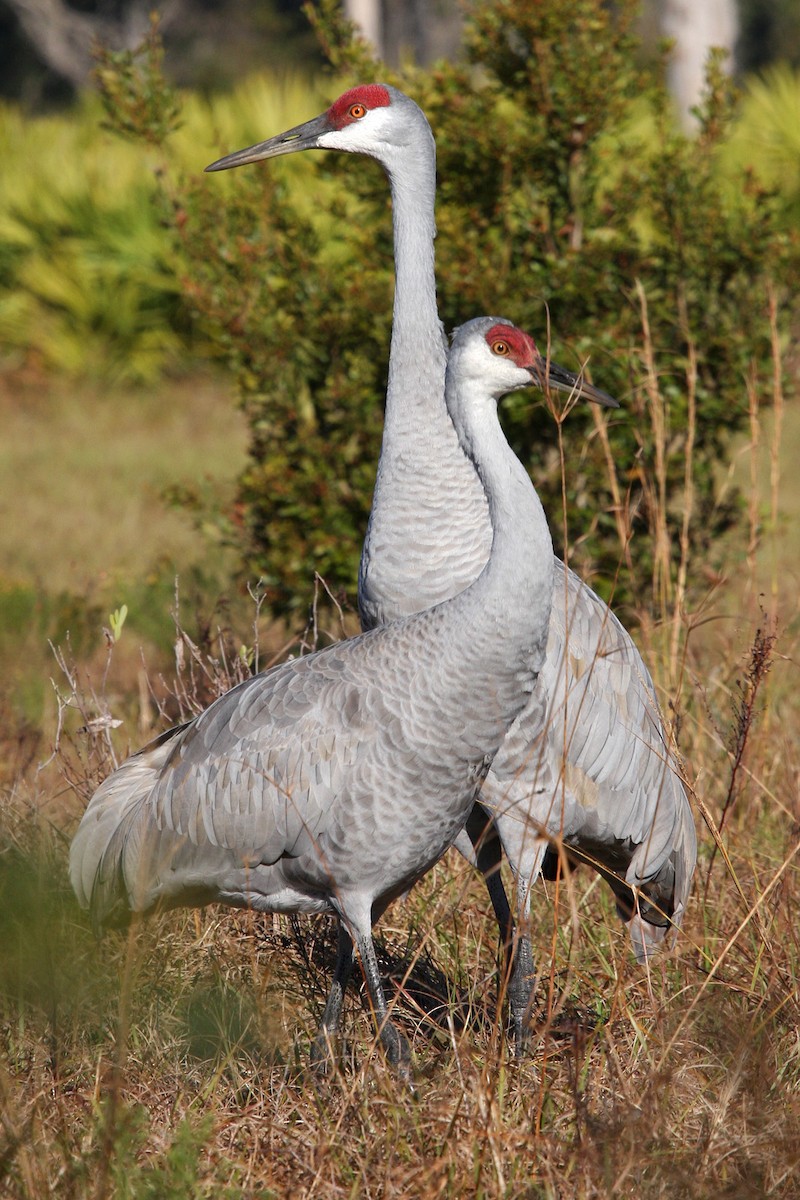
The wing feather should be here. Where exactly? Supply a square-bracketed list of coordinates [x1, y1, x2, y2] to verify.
[486, 560, 695, 943]
[70, 643, 384, 923]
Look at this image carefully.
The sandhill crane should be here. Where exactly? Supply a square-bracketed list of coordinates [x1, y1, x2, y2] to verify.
[70, 318, 556, 1077]
[206, 86, 697, 1052]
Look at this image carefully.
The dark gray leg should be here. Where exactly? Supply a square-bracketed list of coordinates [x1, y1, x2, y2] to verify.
[310, 922, 354, 1074]
[509, 836, 558, 1056]
[465, 803, 534, 1053]
[508, 874, 536, 1057]
[354, 929, 413, 1083]
[466, 803, 515, 951]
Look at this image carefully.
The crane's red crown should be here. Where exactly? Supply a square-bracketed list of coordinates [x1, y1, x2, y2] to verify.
[485, 323, 538, 369]
[328, 85, 392, 129]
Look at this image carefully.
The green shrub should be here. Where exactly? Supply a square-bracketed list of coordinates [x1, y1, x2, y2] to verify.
[24, 3, 800, 616]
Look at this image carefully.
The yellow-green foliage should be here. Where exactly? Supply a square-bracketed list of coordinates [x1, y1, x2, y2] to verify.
[0, 74, 325, 383]
[719, 63, 800, 221]
[0, 98, 179, 381]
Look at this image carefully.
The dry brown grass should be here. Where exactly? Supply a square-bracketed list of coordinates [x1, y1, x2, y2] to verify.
[2, 314, 799, 1197]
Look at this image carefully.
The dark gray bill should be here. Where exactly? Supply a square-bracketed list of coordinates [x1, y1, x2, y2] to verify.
[205, 112, 331, 172]
[531, 356, 619, 409]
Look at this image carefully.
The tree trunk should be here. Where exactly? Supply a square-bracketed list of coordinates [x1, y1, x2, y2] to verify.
[662, 0, 738, 130]
[343, 0, 383, 57]
[5, 0, 180, 91]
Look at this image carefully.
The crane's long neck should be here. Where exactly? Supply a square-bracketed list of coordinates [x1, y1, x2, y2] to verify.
[447, 374, 553, 636]
[383, 146, 447, 440]
[405, 364, 554, 757]
[359, 136, 493, 628]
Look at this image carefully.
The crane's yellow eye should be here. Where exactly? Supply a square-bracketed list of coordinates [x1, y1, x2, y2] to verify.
[491, 340, 510, 356]
[349, 104, 367, 119]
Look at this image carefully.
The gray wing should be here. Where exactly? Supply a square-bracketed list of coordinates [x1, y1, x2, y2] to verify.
[69, 642, 386, 922]
[147, 650, 368, 857]
[484, 559, 696, 943]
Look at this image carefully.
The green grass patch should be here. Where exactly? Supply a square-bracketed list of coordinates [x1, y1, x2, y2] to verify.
[0, 370, 248, 735]
[0, 372, 246, 594]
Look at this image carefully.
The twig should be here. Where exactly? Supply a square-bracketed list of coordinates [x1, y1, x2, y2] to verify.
[767, 282, 784, 616]
[669, 295, 696, 684]
[703, 618, 777, 895]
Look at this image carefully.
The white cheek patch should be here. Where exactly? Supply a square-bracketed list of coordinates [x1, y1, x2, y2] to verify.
[319, 110, 394, 155]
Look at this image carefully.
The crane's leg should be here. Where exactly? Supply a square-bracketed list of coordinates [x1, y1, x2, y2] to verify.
[460, 804, 516, 1007]
[310, 922, 355, 1075]
[496, 835, 546, 1060]
[334, 897, 412, 1081]
[353, 926, 413, 1083]
[463, 803, 515, 948]
[461, 802, 539, 1053]
[509, 872, 537, 1057]
[510, 840, 568, 1053]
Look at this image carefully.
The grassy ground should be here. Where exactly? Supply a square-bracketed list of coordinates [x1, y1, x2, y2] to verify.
[0, 371, 247, 594]
[1, 367, 799, 1196]
[0, 370, 249, 733]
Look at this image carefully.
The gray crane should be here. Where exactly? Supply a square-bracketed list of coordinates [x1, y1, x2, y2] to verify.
[206, 85, 698, 1052]
[70, 318, 557, 1077]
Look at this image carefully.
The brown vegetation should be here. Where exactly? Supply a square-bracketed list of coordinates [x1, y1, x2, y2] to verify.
[1, 311, 799, 1197]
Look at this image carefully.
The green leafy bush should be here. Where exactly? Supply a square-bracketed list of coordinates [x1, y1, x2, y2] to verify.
[15, 1, 800, 616]
[121, 0, 790, 617]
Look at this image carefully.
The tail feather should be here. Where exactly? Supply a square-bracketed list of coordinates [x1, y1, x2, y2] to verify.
[69, 726, 185, 927]
[629, 793, 698, 962]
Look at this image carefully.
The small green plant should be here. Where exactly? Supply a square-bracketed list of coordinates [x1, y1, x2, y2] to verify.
[81, 1102, 215, 1200]
[93, 14, 182, 148]
[107, 604, 128, 644]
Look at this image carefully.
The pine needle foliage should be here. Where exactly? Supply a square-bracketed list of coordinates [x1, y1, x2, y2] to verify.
[95, 1, 796, 617]
[94, 14, 182, 147]
[0, 96, 186, 383]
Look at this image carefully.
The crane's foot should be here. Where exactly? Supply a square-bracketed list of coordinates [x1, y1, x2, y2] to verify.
[311, 1018, 414, 1088]
[511, 1011, 532, 1059]
[379, 1020, 415, 1091]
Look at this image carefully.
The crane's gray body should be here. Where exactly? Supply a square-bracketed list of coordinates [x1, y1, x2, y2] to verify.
[71, 593, 547, 928]
[70, 319, 555, 1068]
[348, 88, 695, 976]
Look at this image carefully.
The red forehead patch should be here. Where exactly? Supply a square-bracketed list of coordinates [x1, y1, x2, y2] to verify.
[328, 84, 392, 129]
[485, 323, 538, 367]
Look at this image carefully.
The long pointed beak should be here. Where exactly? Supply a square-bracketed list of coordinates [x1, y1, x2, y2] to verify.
[530, 356, 619, 409]
[205, 112, 331, 172]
